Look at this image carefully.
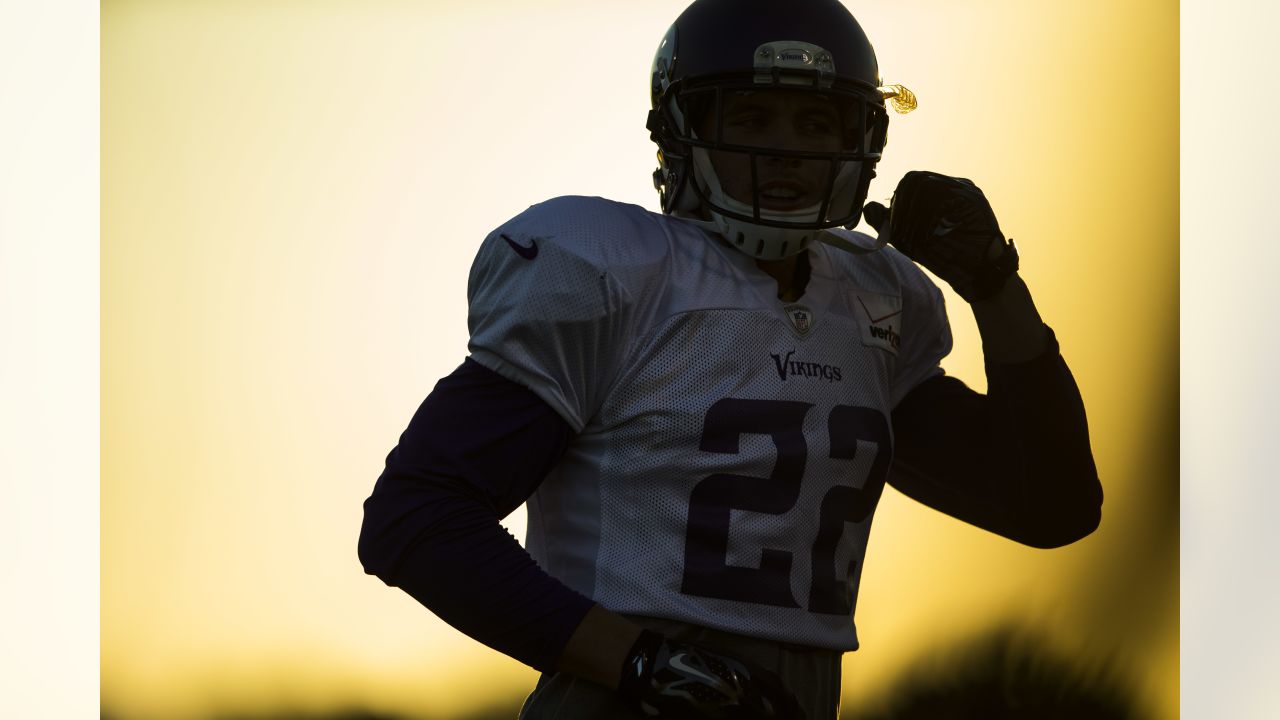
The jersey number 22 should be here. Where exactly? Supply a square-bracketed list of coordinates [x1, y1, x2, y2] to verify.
[680, 397, 891, 615]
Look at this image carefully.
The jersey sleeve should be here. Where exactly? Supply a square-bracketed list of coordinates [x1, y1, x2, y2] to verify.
[466, 198, 634, 431]
[890, 257, 954, 408]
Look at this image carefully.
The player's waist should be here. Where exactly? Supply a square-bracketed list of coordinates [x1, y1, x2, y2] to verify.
[620, 613, 843, 716]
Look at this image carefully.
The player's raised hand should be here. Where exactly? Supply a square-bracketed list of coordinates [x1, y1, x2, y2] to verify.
[863, 171, 1019, 303]
[617, 630, 806, 720]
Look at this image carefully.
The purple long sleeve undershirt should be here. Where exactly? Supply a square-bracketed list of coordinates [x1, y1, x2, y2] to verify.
[357, 358, 590, 672]
[357, 325, 1099, 672]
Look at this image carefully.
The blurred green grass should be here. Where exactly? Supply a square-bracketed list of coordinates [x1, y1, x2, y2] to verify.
[846, 624, 1147, 720]
[101, 702, 525, 720]
[103, 623, 1148, 720]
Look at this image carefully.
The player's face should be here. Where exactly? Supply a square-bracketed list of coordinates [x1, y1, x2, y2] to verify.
[697, 89, 849, 212]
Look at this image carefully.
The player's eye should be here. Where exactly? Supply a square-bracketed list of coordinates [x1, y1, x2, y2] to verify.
[799, 118, 836, 134]
[725, 112, 767, 130]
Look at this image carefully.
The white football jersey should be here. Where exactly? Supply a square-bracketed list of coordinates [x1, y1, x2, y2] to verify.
[467, 196, 952, 651]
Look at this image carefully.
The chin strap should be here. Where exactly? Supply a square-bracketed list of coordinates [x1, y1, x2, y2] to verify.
[817, 227, 887, 255]
[680, 217, 888, 258]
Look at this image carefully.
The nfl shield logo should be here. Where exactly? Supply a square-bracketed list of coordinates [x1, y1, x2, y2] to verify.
[784, 304, 813, 336]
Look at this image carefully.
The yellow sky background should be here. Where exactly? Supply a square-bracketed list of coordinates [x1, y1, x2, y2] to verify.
[102, 1, 1177, 718]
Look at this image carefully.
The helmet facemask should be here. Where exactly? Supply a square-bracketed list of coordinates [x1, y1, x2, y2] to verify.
[671, 83, 884, 258]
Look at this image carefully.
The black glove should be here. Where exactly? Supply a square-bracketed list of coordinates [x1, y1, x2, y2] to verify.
[617, 629, 806, 720]
[863, 170, 1019, 302]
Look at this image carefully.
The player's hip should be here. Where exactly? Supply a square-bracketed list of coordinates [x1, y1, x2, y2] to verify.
[518, 613, 842, 719]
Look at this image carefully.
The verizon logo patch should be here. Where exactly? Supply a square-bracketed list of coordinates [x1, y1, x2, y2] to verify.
[853, 291, 903, 355]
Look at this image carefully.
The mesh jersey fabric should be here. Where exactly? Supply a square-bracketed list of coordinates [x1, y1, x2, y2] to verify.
[466, 195, 952, 651]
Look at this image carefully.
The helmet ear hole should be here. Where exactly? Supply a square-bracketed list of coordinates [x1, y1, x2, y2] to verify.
[735, 232, 745, 245]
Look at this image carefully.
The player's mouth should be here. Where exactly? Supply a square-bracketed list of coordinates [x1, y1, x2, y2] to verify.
[757, 180, 817, 211]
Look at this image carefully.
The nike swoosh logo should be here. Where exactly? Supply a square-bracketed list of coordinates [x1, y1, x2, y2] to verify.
[667, 653, 723, 688]
[858, 296, 903, 324]
[501, 233, 539, 260]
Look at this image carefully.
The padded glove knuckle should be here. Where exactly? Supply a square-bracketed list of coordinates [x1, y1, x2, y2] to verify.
[879, 171, 1018, 302]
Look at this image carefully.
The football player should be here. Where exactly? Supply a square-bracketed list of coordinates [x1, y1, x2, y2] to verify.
[358, 0, 1102, 718]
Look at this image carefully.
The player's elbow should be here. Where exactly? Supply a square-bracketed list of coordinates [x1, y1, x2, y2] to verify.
[358, 476, 412, 584]
[358, 500, 395, 582]
[357, 465, 486, 585]
[1016, 503, 1100, 548]
[1014, 475, 1103, 549]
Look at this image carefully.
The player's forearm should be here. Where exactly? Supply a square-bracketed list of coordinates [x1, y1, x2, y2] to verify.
[555, 604, 644, 691]
[891, 325, 1102, 547]
[969, 273, 1049, 363]
[981, 327, 1102, 546]
[360, 475, 596, 671]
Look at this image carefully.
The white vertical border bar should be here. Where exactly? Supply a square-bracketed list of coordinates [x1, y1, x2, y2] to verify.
[0, 1, 100, 717]
[1182, 0, 1280, 717]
